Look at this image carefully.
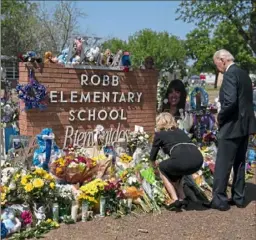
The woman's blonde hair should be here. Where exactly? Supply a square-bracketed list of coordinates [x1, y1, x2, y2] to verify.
[155, 112, 177, 131]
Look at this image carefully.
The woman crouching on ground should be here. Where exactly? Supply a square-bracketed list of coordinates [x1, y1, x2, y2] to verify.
[150, 112, 203, 210]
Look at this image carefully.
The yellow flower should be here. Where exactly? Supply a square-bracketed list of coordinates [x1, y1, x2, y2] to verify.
[24, 183, 34, 192]
[44, 173, 54, 181]
[14, 174, 21, 181]
[50, 182, 55, 189]
[46, 219, 52, 223]
[33, 168, 46, 176]
[51, 221, 60, 228]
[21, 176, 28, 185]
[32, 178, 44, 188]
[1, 193, 7, 205]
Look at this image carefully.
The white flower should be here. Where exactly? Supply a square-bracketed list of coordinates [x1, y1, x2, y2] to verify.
[9, 182, 16, 190]
[145, 134, 149, 139]
[138, 136, 144, 141]
[68, 162, 78, 168]
[127, 176, 138, 185]
[2, 176, 9, 185]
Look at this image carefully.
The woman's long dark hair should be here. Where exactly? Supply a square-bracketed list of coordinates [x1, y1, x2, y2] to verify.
[161, 79, 187, 117]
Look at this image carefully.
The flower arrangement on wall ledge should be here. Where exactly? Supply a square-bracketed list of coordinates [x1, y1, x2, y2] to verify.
[16, 69, 47, 111]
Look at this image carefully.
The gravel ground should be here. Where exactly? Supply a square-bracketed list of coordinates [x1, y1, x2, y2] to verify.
[45, 180, 256, 240]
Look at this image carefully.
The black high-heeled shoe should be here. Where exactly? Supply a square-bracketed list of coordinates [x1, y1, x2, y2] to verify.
[180, 198, 189, 209]
[166, 200, 182, 211]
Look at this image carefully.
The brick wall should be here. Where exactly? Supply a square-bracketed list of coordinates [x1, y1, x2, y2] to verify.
[18, 63, 158, 147]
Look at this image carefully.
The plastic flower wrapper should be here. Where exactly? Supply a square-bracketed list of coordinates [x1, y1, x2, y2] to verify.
[127, 131, 151, 152]
[18, 168, 56, 204]
[55, 184, 75, 203]
[50, 149, 97, 184]
[77, 178, 107, 205]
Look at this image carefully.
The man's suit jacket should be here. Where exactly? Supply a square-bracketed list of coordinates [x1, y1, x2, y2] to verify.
[218, 64, 256, 139]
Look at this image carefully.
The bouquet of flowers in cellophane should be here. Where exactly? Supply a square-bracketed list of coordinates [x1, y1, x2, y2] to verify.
[50, 146, 98, 184]
[77, 178, 107, 206]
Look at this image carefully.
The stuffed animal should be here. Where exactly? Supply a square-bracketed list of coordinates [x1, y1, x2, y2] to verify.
[1, 208, 21, 236]
[44, 52, 58, 64]
[111, 50, 123, 67]
[57, 48, 69, 64]
[20, 51, 42, 63]
[71, 55, 81, 65]
[33, 128, 62, 171]
[74, 37, 84, 56]
[86, 47, 100, 64]
[121, 52, 131, 72]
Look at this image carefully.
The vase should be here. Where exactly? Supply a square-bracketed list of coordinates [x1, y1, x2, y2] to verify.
[33, 202, 46, 225]
[81, 201, 89, 222]
[52, 202, 59, 223]
[71, 201, 79, 222]
[100, 196, 107, 217]
[127, 198, 133, 213]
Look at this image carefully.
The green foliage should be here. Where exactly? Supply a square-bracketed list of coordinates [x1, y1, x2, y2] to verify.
[1, 0, 40, 56]
[128, 29, 187, 69]
[1, 0, 86, 56]
[185, 28, 216, 73]
[176, 0, 256, 56]
[101, 29, 187, 70]
[213, 21, 256, 72]
[101, 38, 128, 54]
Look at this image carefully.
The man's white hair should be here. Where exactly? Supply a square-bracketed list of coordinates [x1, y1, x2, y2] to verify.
[213, 49, 235, 61]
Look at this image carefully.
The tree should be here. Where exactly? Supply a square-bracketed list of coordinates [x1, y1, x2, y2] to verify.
[213, 21, 256, 73]
[37, 1, 86, 55]
[185, 28, 217, 73]
[1, 0, 39, 56]
[101, 38, 128, 54]
[127, 29, 187, 70]
[176, 0, 256, 56]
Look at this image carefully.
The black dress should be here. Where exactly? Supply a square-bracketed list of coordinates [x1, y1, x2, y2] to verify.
[149, 128, 203, 182]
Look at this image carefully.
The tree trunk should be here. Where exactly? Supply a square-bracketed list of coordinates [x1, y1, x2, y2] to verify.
[249, 0, 256, 56]
[214, 70, 219, 89]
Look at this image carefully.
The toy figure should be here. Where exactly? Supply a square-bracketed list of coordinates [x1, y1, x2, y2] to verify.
[111, 50, 123, 67]
[121, 52, 131, 72]
[44, 52, 58, 64]
[33, 204, 46, 225]
[33, 128, 62, 171]
[57, 48, 69, 64]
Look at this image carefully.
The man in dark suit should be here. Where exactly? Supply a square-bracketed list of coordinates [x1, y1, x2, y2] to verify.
[207, 49, 256, 211]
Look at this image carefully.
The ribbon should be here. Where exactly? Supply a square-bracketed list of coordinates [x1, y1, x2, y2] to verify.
[41, 134, 55, 171]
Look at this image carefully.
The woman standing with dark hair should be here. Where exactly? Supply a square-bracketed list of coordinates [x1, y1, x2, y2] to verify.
[161, 79, 187, 119]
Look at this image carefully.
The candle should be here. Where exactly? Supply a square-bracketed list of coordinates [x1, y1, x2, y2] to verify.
[71, 201, 78, 222]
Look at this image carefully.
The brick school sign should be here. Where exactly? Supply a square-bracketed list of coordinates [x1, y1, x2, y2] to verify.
[18, 63, 158, 148]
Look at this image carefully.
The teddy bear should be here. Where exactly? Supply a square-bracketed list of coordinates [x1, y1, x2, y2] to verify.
[44, 51, 58, 64]
[57, 48, 69, 64]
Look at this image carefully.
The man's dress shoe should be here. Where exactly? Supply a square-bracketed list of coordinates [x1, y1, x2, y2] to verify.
[202, 201, 230, 211]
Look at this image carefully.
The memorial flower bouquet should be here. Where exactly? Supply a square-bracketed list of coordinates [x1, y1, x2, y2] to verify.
[127, 131, 150, 152]
[18, 168, 56, 204]
[101, 178, 125, 215]
[50, 147, 97, 184]
[77, 178, 107, 205]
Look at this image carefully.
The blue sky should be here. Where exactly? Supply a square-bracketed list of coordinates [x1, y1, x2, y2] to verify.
[41, 1, 195, 41]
